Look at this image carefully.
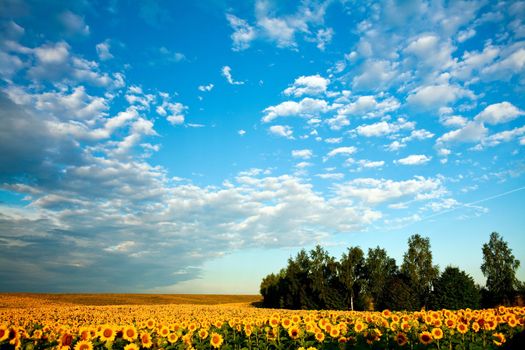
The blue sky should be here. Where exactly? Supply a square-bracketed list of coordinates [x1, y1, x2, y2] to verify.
[0, 0, 524, 293]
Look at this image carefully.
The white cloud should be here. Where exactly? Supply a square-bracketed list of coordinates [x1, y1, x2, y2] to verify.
[238, 129, 246, 136]
[326, 114, 350, 131]
[325, 146, 357, 160]
[222, 66, 244, 85]
[482, 47, 525, 78]
[283, 74, 329, 97]
[158, 46, 186, 63]
[437, 121, 488, 144]
[291, 149, 312, 159]
[395, 154, 432, 165]
[440, 115, 468, 127]
[226, 14, 256, 51]
[334, 176, 444, 205]
[386, 141, 406, 152]
[352, 60, 398, 90]
[269, 125, 293, 138]
[198, 83, 214, 92]
[401, 129, 435, 142]
[156, 94, 187, 126]
[325, 137, 342, 144]
[407, 83, 475, 108]
[337, 95, 400, 118]
[315, 28, 334, 51]
[262, 97, 329, 123]
[316, 173, 344, 180]
[59, 11, 90, 36]
[356, 119, 415, 137]
[359, 159, 385, 168]
[482, 126, 525, 147]
[474, 102, 524, 125]
[405, 34, 454, 70]
[295, 161, 312, 168]
[457, 28, 476, 43]
[96, 40, 113, 61]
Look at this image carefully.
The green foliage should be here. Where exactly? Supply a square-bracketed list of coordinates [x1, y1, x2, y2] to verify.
[481, 232, 521, 306]
[431, 266, 480, 310]
[400, 234, 439, 308]
[260, 231, 523, 311]
[363, 246, 397, 308]
[379, 272, 419, 311]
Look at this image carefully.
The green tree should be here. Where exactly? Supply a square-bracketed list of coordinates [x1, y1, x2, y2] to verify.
[401, 234, 439, 308]
[431, 266, 480, 310]
[339, 246, 365, 310]
[379, 273, 418, 311]
[363, 246, 398, 310]
[481, 232, 521, 306]
[309, 245, 344, 309]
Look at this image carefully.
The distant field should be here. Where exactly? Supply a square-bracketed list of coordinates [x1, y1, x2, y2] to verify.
[0, 293, 261, 308]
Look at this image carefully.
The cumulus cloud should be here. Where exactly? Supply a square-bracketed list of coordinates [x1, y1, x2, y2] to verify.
[96, 40, 113, 61]
[436, 121, 488, 145]
[395, 154, 432, 165]
[352, 60, 398, 91]
[262, 97, 329, 123]
[198, 83, 214, 92]
[268, 125, 293, 138]
[324, 146, 357, 160]
[355, 119, 415, 137]
[283, 74, 329, 97]
[407, 83, 475, 109]
[222, 66, 244, 85]
[226, 14, 256, 51]
[474, 102, 524, 125]
[59, 11, 90, 36]
[291, 149, 313, 159]
[334, 176, 444, 205]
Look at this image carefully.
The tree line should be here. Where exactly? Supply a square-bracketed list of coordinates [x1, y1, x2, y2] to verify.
[260, 232, 523, 310]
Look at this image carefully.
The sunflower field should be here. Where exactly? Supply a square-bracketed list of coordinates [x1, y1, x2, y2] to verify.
[0, 296, 523, 350]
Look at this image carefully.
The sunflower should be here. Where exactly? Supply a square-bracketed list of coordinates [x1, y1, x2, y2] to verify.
[431, 327, 443, 340]
[281, 318, 292, 329]
[445, 318, 456, 329]
[306, 347, 317, 350]
[457, 323, 468, 334]
[396, 332, 408, 346]
[123, 344, 139, 350]
[419, 331, 433, 345]
[0, 326, 9, 342]
[73, 340, 93, 350]
[140, 332, 153, 349]
[167, 333, 179, 344]
[315, 331, 325, 342]
[210, 332, 223, 349]
[472, 322, 480, 332]
[198, 329, 208, 340]
[158, 326, 169, 338]
[146, 319, 155, 330]
[99, 326, 115, 342]
[329, 327, 340, 338]
[493, 333, 506, 347]
[32, 329, 43, 340]
[122, 326, 138, 342]
[354, 321, 366, 333]
[288, 326, 300, 340]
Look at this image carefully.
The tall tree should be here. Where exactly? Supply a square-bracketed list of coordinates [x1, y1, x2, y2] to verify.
[401, 234, 439, 308]
[339, 246, 365, 310]
[431, 266, 480, 310]
[481, 232, 521, 306]
[363, 246, 398, 309]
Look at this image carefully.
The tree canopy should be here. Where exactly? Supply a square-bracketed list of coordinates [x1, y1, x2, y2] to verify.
[481, 232, 521, 306]
[260, 232, 522, 311]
